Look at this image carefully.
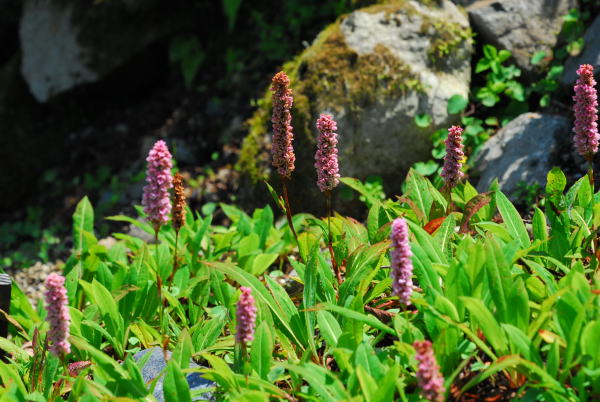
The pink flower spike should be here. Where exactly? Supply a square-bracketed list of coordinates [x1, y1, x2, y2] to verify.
[390, 218, 413, 306]
[573, 64, 599, 158]
[271, 71, 295, 179]
[315, 114, 341, 192]
[142, 140, 173, 232]
[236, 287, 257, 345]
[413, 340, 446, 402]
[44, 273, 71, 357]
[440, 125, 465, 189]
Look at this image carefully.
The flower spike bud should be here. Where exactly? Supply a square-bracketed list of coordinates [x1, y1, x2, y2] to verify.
[236, 287, 257, 345]
[440, 125, 465, 189]
[573, 64, 600, 158]
[44, 273, 71, 357]
[413, 340, 446, 402]
[390, 218, 414, 306]
[271, 71, 295, 179]
[142, 140, 173, 233]
[172, 172, 186, 233]
[315, 114, 341, 192]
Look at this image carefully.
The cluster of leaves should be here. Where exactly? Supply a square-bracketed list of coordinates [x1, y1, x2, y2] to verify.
[1, 160, 600, 400]
[413, 6, 593, 182]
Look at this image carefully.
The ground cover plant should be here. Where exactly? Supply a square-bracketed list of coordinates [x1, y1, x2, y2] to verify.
[2, 63, 600, 401]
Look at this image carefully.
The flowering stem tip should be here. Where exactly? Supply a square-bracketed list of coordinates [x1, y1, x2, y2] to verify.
[271, 71, 295, 179]
[142, 140, 173, 235]
[236, 287, 257, 346]
[413, 340, 446, 402]
[315, 114, 340, 192]
[573, 64, 599, 160]
[441, 125, 464, 190]
[44, 273, 71, 358]
[390, 218, 413, 307]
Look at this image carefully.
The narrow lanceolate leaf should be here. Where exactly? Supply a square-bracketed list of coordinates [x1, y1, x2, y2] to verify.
[251, 322, 273, 380]
[484, 235, 510, 325]
[459, 192, 492, 234]
[461, 297, 508, 355]
[496, 191, 530, 248]
[317, 310, 342, 347]
[405, 169, 433, 222]
[164, 359, 192, 402]
[73, 196, 94, 254]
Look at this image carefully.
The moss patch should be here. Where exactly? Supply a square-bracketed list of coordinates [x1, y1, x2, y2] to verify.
[423, 19, 472, 67]
[238, 14, 423, 182]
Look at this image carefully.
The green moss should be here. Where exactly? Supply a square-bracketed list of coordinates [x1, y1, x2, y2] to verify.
[238, 6, 425, 182]
[423, 19, 472, 67]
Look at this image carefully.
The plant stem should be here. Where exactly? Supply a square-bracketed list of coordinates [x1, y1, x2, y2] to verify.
[167, 230, 179, 289]
[155, 229, 165, 336]
[326, 191, 341, 284]
[587, 154, 595, 193]
[280, 175, 299, 249]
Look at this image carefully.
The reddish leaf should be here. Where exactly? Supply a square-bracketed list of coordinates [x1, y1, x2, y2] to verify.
[459, 192, 493, 234]
[424, 217, 446, 234]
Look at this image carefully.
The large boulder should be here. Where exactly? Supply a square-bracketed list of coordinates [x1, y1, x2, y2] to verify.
[473, 113, 570, 196]
[19, 0, 189, 102]
[466, 0, 577, 75]
[561, 15, 600, 86]
[239, 0, 472, 212]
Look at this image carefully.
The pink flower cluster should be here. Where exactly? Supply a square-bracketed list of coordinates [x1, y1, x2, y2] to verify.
[573, 64, 599, 158]
[390, 218, 413, 306]
[271, 71, 296, 179]
[236, 287, 257, 345]
[142, 140, 173, 232]
[44, 273, 71, 357]
[315, 114, 340, 192]
[440, 125, 464, 189]
[413, 340, 446, 402]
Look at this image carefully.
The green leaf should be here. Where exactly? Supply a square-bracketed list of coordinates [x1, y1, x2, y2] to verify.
[221, 0, 242, 31]
[414, 113, 432, 128]
[461, 297, 508, 355]
[531, 51, 546, 65]
[317, 310, 342, 347]
[208, 261, 304, 348]
[546, 167, 567, 210]
[318, 303, 395, 336]
[496, 191, 530, 248]
[164, 359, 192, 402]
[484, 235, 510, 324]
[73, 196, 94, 254]
[251, 322, 273, 380]
[282, 363, 350, 401]
[405, 169, 433, 222]
[447, 94, 468, 114]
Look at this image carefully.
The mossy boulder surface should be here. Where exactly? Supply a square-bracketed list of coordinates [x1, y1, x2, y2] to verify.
[239, 0, 472, 209]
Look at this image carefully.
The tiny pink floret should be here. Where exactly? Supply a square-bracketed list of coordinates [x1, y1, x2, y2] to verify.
[44, 273, 71, 357]
[440, 125, 464, 189]
[390, 218, 413, 306]
[142, 140, 173, 231]
[315, 114, 340, 192]
[413, 340, 446, 402]
[271, 71, 296, 179]
[236, 287, 257, 345]
[573, 64, 599, 157]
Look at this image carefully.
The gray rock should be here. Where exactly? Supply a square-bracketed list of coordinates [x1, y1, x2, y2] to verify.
[561, 15, 600, 85]
[133, 347, 215, 401]
[240, 0, 472, 213]
[333, 1, 472, 181]
[467, 0, 577, 74]
[19, 0, 189, 102]
[473, 113, 570, 195]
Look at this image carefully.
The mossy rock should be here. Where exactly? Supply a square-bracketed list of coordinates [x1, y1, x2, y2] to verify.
[239, 0, 472, 212]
